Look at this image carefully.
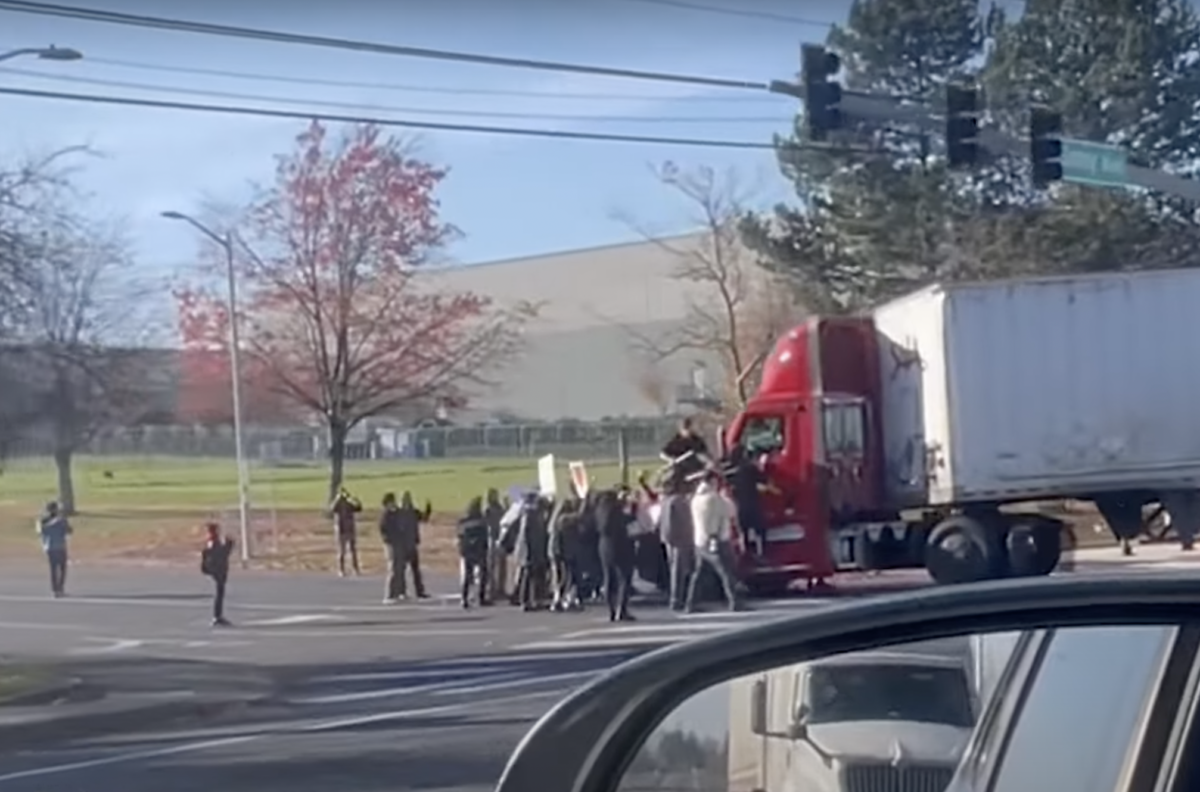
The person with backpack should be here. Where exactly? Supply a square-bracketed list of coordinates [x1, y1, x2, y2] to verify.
[36, 501, 71, 598]
[200, 522, 235, 627]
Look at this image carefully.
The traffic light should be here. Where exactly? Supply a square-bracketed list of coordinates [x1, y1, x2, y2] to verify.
[801, 44, 842, 141]
[945, 84, 979, 169]
[1029, 106, 1063, 187]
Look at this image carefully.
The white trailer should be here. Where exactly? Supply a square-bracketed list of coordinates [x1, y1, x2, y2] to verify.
[860, 268, 1200, 580]
[874, 269, 1200, 508]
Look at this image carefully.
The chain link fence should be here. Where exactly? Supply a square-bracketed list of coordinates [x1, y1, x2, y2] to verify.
[1, 417, 688, 466]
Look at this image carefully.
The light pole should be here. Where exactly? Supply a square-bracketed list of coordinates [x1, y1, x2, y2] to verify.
[0, 46, 83, 64]
[162, 211, 251, 564]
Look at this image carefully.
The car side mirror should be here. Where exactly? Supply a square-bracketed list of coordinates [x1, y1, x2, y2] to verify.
[749, 678, 767, 735]
[787, 721, 808, 741]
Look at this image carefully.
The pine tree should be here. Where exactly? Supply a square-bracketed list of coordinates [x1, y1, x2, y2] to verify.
[980, 0, 1200, 272]
[743, 0, 986, 312]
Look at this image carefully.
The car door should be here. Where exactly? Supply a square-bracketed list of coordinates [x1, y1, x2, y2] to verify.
[947, 625, 1197, 792]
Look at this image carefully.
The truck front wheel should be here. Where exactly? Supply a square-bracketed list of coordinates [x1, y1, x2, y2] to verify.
[924, 515, 1003, 585]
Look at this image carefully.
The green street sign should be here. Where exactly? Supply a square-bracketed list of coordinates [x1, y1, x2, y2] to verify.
[1060, 138, 1130, 188]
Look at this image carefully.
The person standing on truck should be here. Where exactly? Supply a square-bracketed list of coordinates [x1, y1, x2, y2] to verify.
[659, 417, 709, 610]
[685, 471, 742, 613]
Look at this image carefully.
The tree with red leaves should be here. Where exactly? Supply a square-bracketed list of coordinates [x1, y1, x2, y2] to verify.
[175, 122, 531, 497]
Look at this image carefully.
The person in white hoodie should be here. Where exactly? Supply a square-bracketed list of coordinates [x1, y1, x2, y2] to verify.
[684, 471, 742, 613]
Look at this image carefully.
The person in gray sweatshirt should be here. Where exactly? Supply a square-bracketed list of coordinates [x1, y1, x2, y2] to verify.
[37, 501, 72, 597]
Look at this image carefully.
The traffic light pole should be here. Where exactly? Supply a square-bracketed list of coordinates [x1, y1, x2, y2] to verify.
[770, 80, 1200, 203]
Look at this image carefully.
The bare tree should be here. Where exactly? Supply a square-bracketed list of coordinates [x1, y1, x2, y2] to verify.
[18, 217, 156, 512]
[618, 163, 802, 410]
[0, 147, 98, 471]
[0, 145, 158, 509]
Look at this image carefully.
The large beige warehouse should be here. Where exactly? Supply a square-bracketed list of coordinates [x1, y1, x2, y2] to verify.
[432, 232, 795, 421]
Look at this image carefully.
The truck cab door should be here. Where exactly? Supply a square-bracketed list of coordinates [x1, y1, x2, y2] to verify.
[820, 396, 871, 519]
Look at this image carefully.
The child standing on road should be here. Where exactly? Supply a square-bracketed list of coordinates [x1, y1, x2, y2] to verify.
[201, 522, 235, 627]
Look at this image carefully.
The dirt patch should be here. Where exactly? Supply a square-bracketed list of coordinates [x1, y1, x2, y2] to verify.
[0, 507, 464, 576]
[0, 665, 56, 705]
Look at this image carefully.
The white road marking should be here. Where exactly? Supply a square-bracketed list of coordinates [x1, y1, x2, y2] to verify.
[430, 670, 595, 696]
[0, 593, 456, 612]
[71, 638, 145, 655]
[515, 633, 717, 651]
[292, 673, 521, 705]
[228, 627, 505, 639]
[0, 620, 87, 632]
[0, 690, 563, 784]
[240, 614, 344, 627]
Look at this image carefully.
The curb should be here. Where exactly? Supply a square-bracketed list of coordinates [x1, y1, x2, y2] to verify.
[0, 694, 273, 751]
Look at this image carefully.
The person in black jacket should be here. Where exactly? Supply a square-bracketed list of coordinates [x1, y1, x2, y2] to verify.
[200, 522, 235, 627]
[594, 489, 636, 622]
[380, 492, 431, 602]
[548, 495, 583, 611]
[724, 444, 769, 555]
[457, 497, 491, 609]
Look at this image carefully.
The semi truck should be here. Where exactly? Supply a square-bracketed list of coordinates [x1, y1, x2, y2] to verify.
[722, 268, 1200, 592]
[727, 633, 1024, 792]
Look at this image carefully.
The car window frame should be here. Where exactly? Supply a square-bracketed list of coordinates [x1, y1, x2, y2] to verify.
[976, 625, 1187, 792]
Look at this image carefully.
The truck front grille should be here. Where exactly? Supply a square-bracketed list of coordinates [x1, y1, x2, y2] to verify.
[842, 763, 955, 792]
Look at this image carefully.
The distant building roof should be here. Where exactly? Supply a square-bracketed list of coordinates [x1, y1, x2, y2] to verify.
[427, 232, 723, 334]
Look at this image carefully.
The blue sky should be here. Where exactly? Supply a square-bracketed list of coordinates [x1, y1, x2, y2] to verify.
[0, 0, 850, 276]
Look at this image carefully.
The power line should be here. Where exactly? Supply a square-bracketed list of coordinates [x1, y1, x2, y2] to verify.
[622, 0, 834, 26]
[0, 86, 800, 149]
[83, 57, 785, 104]
[0, 0, 768, 91]
[0, 67, 792, 124]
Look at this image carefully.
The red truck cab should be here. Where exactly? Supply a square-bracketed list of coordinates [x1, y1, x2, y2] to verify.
[723, 317, 886, 594]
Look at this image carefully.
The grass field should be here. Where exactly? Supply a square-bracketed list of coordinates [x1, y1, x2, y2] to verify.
[0, 455, 632, 574]
[0, 455, 1121, 576]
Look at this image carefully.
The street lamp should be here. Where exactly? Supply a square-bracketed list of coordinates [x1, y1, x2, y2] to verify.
[0, 46, 83, 64]
[162, 210, 251, 565]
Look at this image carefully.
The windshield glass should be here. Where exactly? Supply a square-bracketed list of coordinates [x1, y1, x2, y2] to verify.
[805, 663, 973, 726]
[740, 416, 785, 455]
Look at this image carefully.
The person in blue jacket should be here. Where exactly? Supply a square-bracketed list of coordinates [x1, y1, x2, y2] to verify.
[37, 501, 72, 598]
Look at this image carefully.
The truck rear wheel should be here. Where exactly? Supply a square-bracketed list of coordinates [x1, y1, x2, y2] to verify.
[1006, 518, 1062, 577]
[924, 515, 1003, 585]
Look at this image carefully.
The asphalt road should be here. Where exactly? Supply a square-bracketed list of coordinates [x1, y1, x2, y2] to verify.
[0, 545, 1190, 792]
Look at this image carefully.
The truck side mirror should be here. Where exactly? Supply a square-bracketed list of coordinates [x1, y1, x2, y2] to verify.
[749, 678, 767, 735]
[788, 704, 810, 740]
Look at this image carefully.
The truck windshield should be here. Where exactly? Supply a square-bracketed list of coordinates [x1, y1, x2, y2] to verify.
[804, 663, 972, 727]
[740, 415, 784, 455]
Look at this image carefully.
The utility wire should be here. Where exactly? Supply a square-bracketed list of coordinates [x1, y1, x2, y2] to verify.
[621, 0, 834, 27]
[0, 67, 792, 124]
[0, 0, 768, 91]
[83, 56, 787, 104]
[0, 86, 826, 150]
